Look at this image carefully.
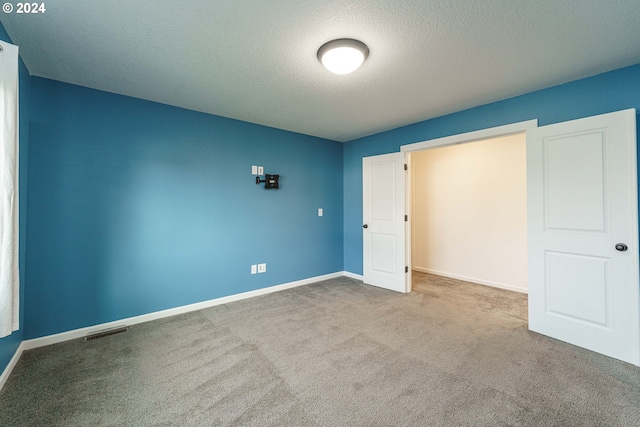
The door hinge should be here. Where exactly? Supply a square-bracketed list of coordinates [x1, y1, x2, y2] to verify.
[404, 164, 408, 171]
[404, 215, 408, 222]
[405, 266, 409, 273]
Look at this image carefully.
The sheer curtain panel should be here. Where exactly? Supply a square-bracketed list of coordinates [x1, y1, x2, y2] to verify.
[0, 40, 19, 338]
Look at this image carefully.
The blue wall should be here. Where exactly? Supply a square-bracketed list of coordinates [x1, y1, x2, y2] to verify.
[0, 23, 29, 374]
[25, 78, 343, 338]
[344, 63, 640, 274]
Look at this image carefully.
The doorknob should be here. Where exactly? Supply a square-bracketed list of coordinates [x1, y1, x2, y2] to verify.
[363, 224, 368, 229]
[615, 243, 628, 252]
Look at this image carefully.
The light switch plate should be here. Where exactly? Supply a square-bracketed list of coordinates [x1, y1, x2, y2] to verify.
[252, 165, 258, 175]
[318, 208, 323, 217]
[257, 166, 264, 175]
[251, 264, 257, 275]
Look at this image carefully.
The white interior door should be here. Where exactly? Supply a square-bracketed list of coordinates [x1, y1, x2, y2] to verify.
[363, 153, 407, 293]
[527, 108, 640, 366]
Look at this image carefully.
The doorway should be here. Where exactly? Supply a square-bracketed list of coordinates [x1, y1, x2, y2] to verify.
[400, 120, 538, 293]
[409, 133, 528, 294]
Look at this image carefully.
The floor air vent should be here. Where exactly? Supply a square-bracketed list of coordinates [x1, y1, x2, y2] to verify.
[84, 326, 129, 341]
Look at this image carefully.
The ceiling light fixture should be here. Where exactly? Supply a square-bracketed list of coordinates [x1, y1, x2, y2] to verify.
[317, 39, 369, 75]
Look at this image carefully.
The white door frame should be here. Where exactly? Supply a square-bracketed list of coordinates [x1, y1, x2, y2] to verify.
[400, 120, 539, 291]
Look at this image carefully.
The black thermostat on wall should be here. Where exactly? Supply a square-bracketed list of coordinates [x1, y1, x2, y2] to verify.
[256, 174, 279, 189]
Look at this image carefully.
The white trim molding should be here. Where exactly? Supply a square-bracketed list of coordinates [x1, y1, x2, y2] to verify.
[401, 120, 538, 153]
[0, 270, 365, 392]
[414, 267, 528, 294]
[0, 341, 24, 391]
[21, 272, 346, 351]
[343, 271, 364, 281]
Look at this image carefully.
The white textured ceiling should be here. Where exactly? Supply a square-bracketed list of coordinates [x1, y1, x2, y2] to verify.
[2, 1, 640, 142]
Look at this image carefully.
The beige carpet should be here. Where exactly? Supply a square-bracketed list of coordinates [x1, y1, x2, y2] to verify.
[1, 272, 639, 426]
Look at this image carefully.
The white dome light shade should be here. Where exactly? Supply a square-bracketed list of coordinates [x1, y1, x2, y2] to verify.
[318, 39, 369, 75]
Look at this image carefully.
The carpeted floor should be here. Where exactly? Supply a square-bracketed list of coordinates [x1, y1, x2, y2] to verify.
[1, 272, 639, 426]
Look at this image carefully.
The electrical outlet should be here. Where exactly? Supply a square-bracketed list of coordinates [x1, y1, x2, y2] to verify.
[257, 263, 267, 273]
[252, 165, 258, 175]
[251, 264, 257, 275]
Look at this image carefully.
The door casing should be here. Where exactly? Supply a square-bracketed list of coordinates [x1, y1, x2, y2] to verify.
[400, 120, 538, 292]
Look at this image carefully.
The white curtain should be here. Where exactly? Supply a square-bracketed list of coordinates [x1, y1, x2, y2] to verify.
[0, 40, 19, 338]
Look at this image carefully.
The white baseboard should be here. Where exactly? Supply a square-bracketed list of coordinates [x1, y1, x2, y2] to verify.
[413, 267, 528, 294]
[0, 341, 25, 392]
[1, 270, 360, 391]
[343, 271, 364, 281]
[21, 271, 346, 351]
